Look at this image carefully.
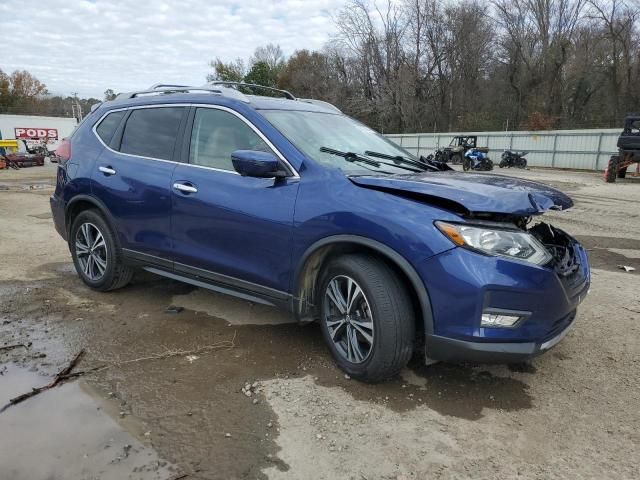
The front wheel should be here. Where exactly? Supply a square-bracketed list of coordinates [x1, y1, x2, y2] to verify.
[451, 153, 462, 165]
[318, 254, 415, 382]
[605, 156, 618, 183]
[462, 158, 471, 171]
[70, 210, 133, 291]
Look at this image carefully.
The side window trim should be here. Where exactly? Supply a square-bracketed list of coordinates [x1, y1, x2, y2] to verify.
[90, 103, 299, 178]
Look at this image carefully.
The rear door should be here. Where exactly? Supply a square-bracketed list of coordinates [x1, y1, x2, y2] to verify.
[92, 105, 187, 263]
[170, 105, 299, 297]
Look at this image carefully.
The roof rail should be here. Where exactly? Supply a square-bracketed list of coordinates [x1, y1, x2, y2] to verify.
[114, 84, 250, 102]
[206, 81, 296, 100]
[148, 83, 192, 90]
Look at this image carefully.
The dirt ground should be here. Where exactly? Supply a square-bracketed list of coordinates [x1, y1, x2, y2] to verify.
[0, 165, 638, 480]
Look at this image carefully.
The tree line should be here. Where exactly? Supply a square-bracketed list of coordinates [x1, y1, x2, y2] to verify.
[0, 69, 100, 120]
[1, 0, 638, 133]
[210, 0, 640, 133]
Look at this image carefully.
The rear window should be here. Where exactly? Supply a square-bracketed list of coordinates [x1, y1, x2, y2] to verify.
[96, 110, 126, 144]
[120, 107, 184, 160]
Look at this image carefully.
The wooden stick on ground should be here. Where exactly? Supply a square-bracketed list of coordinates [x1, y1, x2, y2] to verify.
[0, 343, 29, 353]
[0, 350, 86, 413]
[0, 332, 237, 414]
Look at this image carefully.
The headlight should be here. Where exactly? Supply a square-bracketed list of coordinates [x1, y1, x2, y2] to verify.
[436, 221, 552, 265]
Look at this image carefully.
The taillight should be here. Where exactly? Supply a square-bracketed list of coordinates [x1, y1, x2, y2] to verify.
[56, 138, 71, 162]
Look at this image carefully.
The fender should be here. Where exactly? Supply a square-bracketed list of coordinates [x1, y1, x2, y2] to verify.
[293, 234, 434, 335]
[65, 194, 117, 239]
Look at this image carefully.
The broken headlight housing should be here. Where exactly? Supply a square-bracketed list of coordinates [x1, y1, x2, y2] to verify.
[436, 221, 552, 265]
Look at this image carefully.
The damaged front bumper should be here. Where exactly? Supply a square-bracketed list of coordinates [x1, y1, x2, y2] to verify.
[420, 223, 590, 363]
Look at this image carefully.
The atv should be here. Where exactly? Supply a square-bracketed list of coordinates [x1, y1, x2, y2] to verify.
[433, 135, 488, 165]
[605, 115, 640, 182]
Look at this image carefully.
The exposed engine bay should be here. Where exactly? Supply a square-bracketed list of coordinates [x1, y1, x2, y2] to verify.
[528, 222, 581, 277]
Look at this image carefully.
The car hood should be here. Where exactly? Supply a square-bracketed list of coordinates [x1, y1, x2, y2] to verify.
[349, 171, 573, 216]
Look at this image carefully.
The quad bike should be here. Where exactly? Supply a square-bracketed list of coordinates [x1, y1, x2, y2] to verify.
[433, 135, 488, 165]
[463, 148, 493, 171]
[605, 115, 640, 182]
[499, 150, 528, 168]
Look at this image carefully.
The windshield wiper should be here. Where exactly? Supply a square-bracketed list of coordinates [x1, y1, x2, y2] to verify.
[320, 146, 381, 167]
[364, 150, 429, 171]
[320, 146, 423, 174]
[319, 147, 397, 174]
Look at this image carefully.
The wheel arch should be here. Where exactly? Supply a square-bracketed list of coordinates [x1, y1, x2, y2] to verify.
[65, 194, 116, 240]
[292, 235, 434, 335]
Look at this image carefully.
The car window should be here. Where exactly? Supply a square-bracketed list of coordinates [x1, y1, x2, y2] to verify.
[120, 107, 184, 161]
[189, 108, 271, 171]
[96, 110, 126, 145]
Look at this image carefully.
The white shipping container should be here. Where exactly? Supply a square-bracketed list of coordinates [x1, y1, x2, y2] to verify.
[0, 114, 78, 152]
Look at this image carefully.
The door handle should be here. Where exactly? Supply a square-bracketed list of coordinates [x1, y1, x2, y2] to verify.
[99, 166, 116, 176]
[173, 182, 198, 194]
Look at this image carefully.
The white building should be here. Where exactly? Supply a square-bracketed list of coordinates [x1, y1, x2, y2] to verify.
[0, 114, 78, 152]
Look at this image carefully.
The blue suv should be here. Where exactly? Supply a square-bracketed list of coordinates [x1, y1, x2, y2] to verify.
[51, 83, 590, 382]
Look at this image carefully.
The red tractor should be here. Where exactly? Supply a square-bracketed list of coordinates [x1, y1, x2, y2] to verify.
[605, 115, 640, 182]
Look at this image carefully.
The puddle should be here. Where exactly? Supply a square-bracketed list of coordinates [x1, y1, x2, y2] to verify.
[576, 235, 640, 272]
[2, 273, 537, 478]
[0, 364, 177, 480]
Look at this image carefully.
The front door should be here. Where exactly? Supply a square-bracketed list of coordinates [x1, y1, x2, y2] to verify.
[170, 106, 299, 296]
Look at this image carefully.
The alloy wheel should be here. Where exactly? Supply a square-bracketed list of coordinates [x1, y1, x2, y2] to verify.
[324, 275, 374, 364]
[75, 222, 108, 281]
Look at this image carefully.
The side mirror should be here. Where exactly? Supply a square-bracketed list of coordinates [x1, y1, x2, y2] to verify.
[231, 150, 287, 178]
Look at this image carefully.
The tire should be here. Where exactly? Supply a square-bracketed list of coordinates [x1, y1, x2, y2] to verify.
[318, 254, 415, 383]
[451, 153, 462, 165]
[605, 156, 618, 183]
[462, 158, 471, 171]
[69, 209, 133, 291]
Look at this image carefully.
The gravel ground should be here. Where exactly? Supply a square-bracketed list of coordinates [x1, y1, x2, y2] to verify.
[0, 165, 638, 479]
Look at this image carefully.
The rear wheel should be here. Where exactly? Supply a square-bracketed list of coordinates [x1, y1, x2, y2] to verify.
[451, 153, 462, 165]
[70, 210, 133, 291]
[605, 156, 618, 183]
[318, 254, 415, 383]
[462, 158, 471, 171]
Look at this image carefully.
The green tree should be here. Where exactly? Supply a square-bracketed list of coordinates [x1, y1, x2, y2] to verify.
[104, 89, 116, 101]
[206, 58, 246, 82]
[243, 61, 276, 87]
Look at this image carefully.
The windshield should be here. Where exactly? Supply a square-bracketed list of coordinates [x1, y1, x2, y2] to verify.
[261, 110, 416, 175]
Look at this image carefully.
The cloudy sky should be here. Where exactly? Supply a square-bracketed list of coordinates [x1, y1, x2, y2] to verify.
[0, 0, 345, 99]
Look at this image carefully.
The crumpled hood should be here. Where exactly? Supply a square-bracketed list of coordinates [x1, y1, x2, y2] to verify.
[349, 171, 573, 216]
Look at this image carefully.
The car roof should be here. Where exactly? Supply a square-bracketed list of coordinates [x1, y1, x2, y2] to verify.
[96, 84, 341, 115]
